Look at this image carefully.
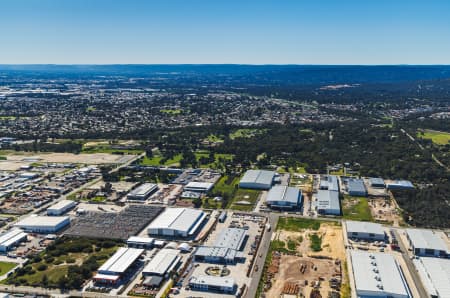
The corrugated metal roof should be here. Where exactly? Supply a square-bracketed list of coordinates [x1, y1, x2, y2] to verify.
[190, 275, 235, 288]
[316, 190, 340, 211]
[214, 228, 246, 250]
[346, 221, 384, 236]
[240, 170, 275, 185]
[143, 248, 180, 275]
[406, 229, 449, 252]
[369, 178, 385, 186]
[148, 208, 206, 235]
[266, 185, 301, 205]
[414, 257, 450, 298]
[320, 175, 339, 192]
[128, 183, 158, 197]
[0, 229, 27, 247]
[348, 179, 366, 194]
[15, 215, 69, 228]
[98, 247, 144, 274]
[47, 200, 76, 211]
[351, 251, 410, 297]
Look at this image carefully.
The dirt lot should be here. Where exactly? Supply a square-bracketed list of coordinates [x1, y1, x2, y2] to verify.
[368, 197, 403, 226]
[267, 223, 346, 298]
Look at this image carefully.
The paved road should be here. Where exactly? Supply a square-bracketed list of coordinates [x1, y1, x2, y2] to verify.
[245, 213, 279, 298]
[392, 229, 428, 298]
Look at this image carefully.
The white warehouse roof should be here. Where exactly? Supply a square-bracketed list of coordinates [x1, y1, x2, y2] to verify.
[266, 185, 301, 206]
[47, 200, 76, 211]
[190, 274, 235, 289]
[148, 208, 206, 236]
[143, 248, 180, 276]
[15, 216, 69, 229]
[350, 251, 411, 298]
[414, 257, 450, 298]
[98, 247, 144, 275]
[406, 229, 449, 253]
[184, 182, 214, 192]
[346, 221, 385, 236]
[0, 229, 27, 248]
[239, 170, 275, 189]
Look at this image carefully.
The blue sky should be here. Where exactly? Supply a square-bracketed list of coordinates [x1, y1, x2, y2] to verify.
[0, 0, 449, 64]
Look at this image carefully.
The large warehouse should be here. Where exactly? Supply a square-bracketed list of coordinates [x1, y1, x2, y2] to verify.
[142, 248, 181, 277]
[194, 228, 247, 264]
[0, 229, 28, 252]
[239, 170, 275, 190]
[316, 190, 340, 215]
[47, 199, 77, 216]
[405, 229, 449, 257]
[319, 175, 339, 192]
[413, 257, 450, 298]
[369, 178, 385, 188]
[386, 180, 414, 190]
[127, 183, 159, 200]
[147, 208, 207, 237]
[184, 182, 214, 193]
[350, 251, 411, 298]
[346, 221, 385, 241]
[347, 179, 367, 197]
[14, 216, 70, 233]
[266, 185, 302, 210]
[95, 247, 144, 284]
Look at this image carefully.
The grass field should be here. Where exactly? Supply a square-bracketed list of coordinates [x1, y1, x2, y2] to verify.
[0, 262, 18, 274]
[342, 196, 373, 221]
[277, 217, 330, 231]
[204, 134, 224, 143]
[160, 109, 183, 115]
[81, 146, 143, 154]
[140, 153, 183, 166]
[195, 151, 233, 168]
[228, 188, 261, 211]
[229, 128, 265, 140]
[210, 175, 239, 197]
[417, 129, 450, 145]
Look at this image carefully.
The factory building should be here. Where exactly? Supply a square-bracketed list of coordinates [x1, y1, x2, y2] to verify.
[0, 229, 28, 252]
[319, 175, 339, 192]
[194, 228, 247, 264]
[266, 185, 302, 210]
[148, 208, 207, 238]
[15, 216, 70, 233]
[413, 257, 450, 298]
[239, 170, 275, 190]
[347, 179, 367, 197]
[350, 251, 411, 298]
[127, 236, 154, 249]
[47, 200, 77, 216]
[405, 229, 449, 257]
[94, 247, 144, 284]
[127, 183, 158, 200]
[189, 275, 236, 294]
[386, 180, 414, 190]
[184, 182, 214, 193]
[316, 190, 340, 215]
[346, 221, 385, 241]
[142, 248, 181, 277]
[369, 178, 385, 188]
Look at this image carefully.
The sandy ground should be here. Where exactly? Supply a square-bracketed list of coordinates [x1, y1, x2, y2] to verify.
[369, 197, 403, 226]
[0, 153, 135, 170]
[268, 224, 346, 297]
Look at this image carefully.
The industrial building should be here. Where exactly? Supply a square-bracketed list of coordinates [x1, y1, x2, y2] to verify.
[184, 182, 214, 193]
[347, 179, 367, 197]
[386, 180, 414, 190]
[47, 199, 77, 216]
[350, 251, 411, 298]
[189, 275, 236, 294]
[405, 229, 449, 257]
[127, 236, 154, 249]
[346, 221, 385, 241]
[194, 228, 247, 264]
[127, 183, 158, 200]
[148, 208, 207, 238]
[14, 215, 70, 233]
[319, 175, 339, 192]
[266, 185, 302, 210]
[0, 229, 28, 252]
[369, 178, 385, 188]
[142, 248, 181, 277]
[239, 170, 275, 190]
[413, 257, 450, 298]
[316, 190, 340, 215]
[94, 247, 144, 284]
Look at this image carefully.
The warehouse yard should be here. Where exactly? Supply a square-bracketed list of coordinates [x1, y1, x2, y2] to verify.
[4, 152, 135, 166]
